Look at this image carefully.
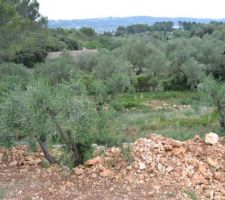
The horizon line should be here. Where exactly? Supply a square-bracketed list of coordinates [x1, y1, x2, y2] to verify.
[48, 15, 225, 21]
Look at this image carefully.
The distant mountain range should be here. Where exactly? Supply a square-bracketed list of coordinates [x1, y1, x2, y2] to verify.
[48, 16, 225, 33]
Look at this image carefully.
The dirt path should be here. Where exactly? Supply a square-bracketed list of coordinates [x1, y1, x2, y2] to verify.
[0, 170, 189, 200]
[47, 49, 97, 59]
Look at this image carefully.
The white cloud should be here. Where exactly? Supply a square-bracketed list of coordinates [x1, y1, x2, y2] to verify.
[37, 0, 225, 20]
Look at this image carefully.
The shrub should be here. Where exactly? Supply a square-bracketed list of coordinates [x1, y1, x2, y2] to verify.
[106, 74, 133, 95]
[199, 76, 225, 129]
[13, 49, 47, 68]
[162, 73, 189, 91]
[84, 40, 103, 49]
[0, 63, 29, 102]
[34, 55, 80, 85]
[93, 50, 133, 80]
[74, 53, 97, 72]
[134, 75, 162, 92]
[80, 27, 97, 39]
[95, 110, 122, 147]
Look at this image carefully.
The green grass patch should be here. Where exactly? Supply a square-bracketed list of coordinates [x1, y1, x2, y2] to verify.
[157, 127, 211, 141]
[115, 91, 200, 111]
[113, 91, 219, 142]
[175, 112, 218, 127]
[159, 111, 218, 128]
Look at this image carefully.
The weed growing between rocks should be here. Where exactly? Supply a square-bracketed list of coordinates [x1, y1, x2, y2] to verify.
[0, 190, 5, 200]
[184, 189, 199, 200]
[121, 144, 134, 165]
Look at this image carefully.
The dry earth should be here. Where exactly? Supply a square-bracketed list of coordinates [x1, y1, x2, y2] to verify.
[1, 134, 225, 200]
[47, 49, 97, 59]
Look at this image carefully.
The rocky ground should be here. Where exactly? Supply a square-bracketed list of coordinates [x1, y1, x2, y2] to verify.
[0, 133, 225, 200]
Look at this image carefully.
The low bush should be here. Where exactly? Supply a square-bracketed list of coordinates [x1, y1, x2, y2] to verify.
[34, 55, 80, 85]
[133, 75, 162, 92]
[0, 63, 29, 95]
[199, 76, 225, 129]
[162, 74, 189, 91]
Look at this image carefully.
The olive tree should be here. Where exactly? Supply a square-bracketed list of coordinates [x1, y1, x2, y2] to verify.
[0, 78, 97, 166]
[93, 50, 132, 80]
[122, 38, 154, 71]
[144, 50, 169, 77]
[181, 59, 206, 89]
[92, 50, 133, 96]
[199, 76, 225, 129]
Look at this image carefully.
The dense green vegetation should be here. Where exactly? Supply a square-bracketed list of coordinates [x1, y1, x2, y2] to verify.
[1, 0, 225, 167]
[0, 0, 48, 67]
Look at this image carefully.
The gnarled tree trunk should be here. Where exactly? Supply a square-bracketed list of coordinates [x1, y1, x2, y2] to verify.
[45, 106, 81, 166]
[39, 140, 56, 164]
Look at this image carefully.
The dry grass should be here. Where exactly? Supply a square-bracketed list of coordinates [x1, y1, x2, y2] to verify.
[47, 49, 97, 59]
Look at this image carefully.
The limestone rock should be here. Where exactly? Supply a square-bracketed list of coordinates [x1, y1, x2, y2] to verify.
[172, 147, 186, 158]
[192, 174, 208, 185]
[205, 132, 219, 145]
[74, 167, 84, 176]
[207, 157, 218, 168]
[163, 144, 173, 151]
[214, 172, 223, 181]
[0, 153, 3, 161]
[26, 159, 41, 166]
[139, 162, 146, 170]
[9, 161, 18, 167]
[100, 168, 114, 177]
[20, 168, 29, 173]
[170, 140, 183, 148]
[85, 156, 102, 166]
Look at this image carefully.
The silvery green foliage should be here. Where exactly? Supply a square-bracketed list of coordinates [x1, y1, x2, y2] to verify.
[106, 74, 134, 95]
[0, 79, 54, 146]
[0, 78, 97, 151]
[74, 53, 97, 72]
[93, 49, 133, 80]
[199, 76, 225, 128]
[181, 59, 206, 89]
[91, 79, 108, 105]
[34, 56, 80, 85]
[198, 76, 225, 105]
[143, 50, 169, 76]
[54, 80, 97, 145]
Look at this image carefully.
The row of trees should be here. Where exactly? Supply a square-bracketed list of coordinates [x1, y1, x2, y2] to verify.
[115, 22, 174, 36]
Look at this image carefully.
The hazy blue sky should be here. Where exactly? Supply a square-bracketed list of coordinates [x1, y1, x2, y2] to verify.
[37, 0, 225, 20]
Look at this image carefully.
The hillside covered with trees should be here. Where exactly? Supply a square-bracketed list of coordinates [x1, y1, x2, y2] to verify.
[1, 1, 225, 199]
[48, 16, 225, 33]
